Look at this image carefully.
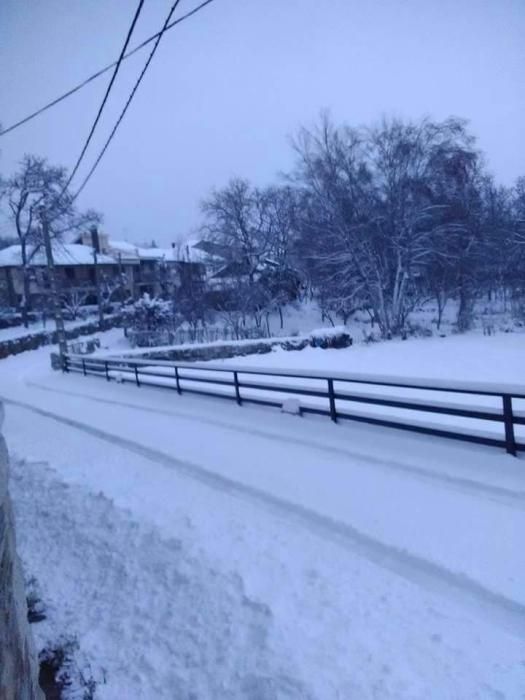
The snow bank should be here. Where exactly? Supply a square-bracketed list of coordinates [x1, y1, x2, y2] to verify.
[0, 409, 42, 699]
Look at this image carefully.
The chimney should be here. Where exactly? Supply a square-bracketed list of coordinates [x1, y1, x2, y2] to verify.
[90, 225, 100, 253]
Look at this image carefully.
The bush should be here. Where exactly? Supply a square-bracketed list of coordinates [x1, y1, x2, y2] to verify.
[280, 338, 309, 351]
[123, 294, 176, 333]
[39, 637, 98, 700]
[309, 327, 353, 349]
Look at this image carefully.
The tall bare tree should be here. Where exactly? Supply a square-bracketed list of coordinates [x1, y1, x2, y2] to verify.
[2, 155, 100, 325]
[292, 115, 482, 335]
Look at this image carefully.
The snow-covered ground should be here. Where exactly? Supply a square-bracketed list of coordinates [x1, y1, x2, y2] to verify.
[0, 332, 524, 698]
[217, 330, 525, 384]
[93, 330, 525, 446]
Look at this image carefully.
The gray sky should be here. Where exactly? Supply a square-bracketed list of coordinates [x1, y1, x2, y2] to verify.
[1, 0, 524, 245]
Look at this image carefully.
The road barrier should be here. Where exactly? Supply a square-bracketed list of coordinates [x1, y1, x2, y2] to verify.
[62, 354, 525, 456]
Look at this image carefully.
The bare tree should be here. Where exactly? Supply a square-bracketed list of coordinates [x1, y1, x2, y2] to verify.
[175, 273, 210, 337]
[291, 114, 482, 336]
[262, 186, 303, 327]
[2, 155, 100, 325]
[201, 178, 275, 285]
[61, 288, 90, 320]
[99, 270, 129, 310]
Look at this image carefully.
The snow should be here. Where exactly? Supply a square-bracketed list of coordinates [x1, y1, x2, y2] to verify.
[105, 239, 141, 259]
[0, 243, 115, 267]
[106, 239, 205, 264]
[0, 334, 524, 698]
[85, 330, 525, 446]
[103, 351, 525, 396]
[216, 331, 525, 385]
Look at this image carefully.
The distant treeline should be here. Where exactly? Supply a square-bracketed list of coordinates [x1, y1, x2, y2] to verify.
[198, 115, 525, 336]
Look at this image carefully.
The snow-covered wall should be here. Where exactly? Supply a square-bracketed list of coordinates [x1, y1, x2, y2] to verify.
[0, 314, 123, 360]
[0, 403, 43, 699]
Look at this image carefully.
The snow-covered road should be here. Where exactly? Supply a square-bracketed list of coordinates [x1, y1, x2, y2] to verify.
[1, 343, 524, 698]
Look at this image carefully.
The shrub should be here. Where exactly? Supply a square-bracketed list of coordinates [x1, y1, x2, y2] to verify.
[123, 294, 176, 333]
[310, 327, 352, 349]
[280, 338, 309, 351]
[39, 637, 98, 700]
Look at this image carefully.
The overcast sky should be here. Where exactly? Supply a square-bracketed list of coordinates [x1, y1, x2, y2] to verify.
[1, 0, 524, 245]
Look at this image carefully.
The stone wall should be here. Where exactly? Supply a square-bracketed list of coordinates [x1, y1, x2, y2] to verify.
[0, 403, 44, 699]
[109, 330, 352, 363]
[134, 339, 277, 362]
[0, 314, 123, 360]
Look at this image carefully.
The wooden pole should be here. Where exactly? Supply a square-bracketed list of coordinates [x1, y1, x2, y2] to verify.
[39, 205, 68, 358]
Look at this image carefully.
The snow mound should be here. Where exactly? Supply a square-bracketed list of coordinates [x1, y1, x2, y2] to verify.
[10, 458, 309, 700]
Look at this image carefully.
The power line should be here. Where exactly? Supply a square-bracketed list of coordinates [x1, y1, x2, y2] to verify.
[0, 0, 216, 137]
[73, 0, 183, 200]
[62, 0, 145, 193]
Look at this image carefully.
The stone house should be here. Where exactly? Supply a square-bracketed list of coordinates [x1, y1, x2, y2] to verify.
[0, 243, 117, 309]
[0, 232, 207, 312]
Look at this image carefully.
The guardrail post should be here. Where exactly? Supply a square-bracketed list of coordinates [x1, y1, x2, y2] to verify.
[327, 378, 337, 423]
[134, 365, 140, 387]
[233, 371, 242, 405]
[502, 395, 517, 456]
[82, 359, 86, 376]
[174, 366, 181, 394]
[105, 361, 110, 382]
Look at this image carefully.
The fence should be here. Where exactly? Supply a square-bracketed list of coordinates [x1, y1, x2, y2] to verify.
[62, 354, 525, 456]
[125, 326, 267, 348]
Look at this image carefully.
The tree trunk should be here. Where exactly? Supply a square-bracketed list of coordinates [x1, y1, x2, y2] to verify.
[457, 285, 474, 332]
[435, 291, 448, 330]
[22, 267, 31, 328]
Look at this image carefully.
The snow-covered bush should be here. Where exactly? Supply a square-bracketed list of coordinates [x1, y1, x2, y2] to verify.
[280, 338, 309, 351]
[309, 327, 352, 349]
[39, 636, 98, 700]
[123, 294, 177, 333]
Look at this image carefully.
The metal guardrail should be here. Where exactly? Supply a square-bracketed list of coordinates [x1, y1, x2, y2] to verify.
[62, 354, 525, 456]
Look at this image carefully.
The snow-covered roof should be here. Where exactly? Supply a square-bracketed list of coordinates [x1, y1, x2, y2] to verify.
[106, 238, 206, 264]
[107, 239, 140, 254]
[105, 240, 141, 263]
[106, 243, 167, 261]
[0, 243, 115, 267]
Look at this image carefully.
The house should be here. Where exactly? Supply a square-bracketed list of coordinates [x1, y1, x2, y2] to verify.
[0, 243, 117, 309]
[0, 229, 208, 313]
[81, 233, 206, 298]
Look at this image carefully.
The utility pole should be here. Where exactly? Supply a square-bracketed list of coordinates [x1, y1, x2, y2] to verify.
[39, 205, 68, 357]
[91, 225, 104, 328]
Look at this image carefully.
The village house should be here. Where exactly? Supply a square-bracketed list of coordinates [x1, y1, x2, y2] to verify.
[0, 230, 207, 313]
[0, 242, 117, 310]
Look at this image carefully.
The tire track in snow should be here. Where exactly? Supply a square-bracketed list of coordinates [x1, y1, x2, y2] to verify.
[25, 378, 525, 510]
[3, 394, 525, 638]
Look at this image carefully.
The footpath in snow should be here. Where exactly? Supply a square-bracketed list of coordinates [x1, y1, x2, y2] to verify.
[1, 335, 524, 698]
